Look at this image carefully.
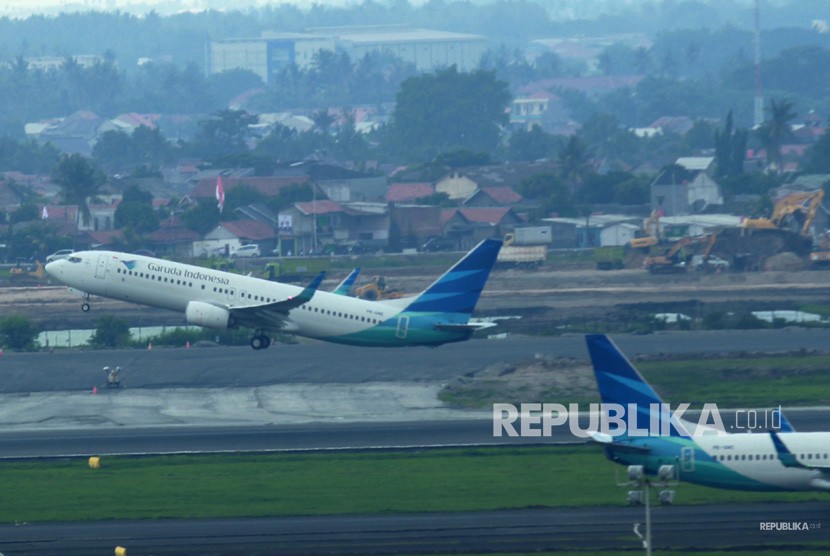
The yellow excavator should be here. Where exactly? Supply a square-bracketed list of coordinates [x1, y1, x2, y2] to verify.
[644, 234, 717, 274]
[354, 276, 405, 301]
[630, 209, 663, 250]
[742, 190, 824, 236]
[9, 260, 44, 282]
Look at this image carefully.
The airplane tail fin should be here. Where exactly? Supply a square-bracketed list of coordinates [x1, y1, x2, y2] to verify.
[332, 268, 360, 296]
[586, 334, 691, 438]
[403, 238, 502, 316]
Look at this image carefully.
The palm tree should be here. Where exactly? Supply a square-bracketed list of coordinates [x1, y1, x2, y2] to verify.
[53, 154, 104, 230]
[759, 99, 797, 170]
[557, 135, 593, 194]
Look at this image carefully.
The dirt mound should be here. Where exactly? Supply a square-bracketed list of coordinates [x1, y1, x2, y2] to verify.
[764, 252, 808, 271]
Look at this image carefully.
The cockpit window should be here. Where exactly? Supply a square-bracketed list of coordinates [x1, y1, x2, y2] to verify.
[69, 257, 82, 263]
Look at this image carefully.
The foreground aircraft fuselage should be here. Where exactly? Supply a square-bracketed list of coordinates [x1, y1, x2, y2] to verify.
[586, 334, 830, 492]
[45, 239, 502, 350]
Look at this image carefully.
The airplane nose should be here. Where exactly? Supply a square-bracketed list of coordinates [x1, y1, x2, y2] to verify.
[44, 260, 62, 276]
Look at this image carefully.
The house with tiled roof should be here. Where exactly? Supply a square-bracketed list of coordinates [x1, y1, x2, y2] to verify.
[386, 182, 434, 203]
[194, 220, 277, 258]
[27, 110, 103, 154]
[189, 174, 309, 201]
[440, 207, 523, 248]
[147, 216, 201, 258]
[463, 186, 523, 208]
[0, 180, 28, 208]
[277, 200, 389, 255]
[435, 162, 557, 201]
[389, 205, 443, 249]
[650, 157, 723, 216]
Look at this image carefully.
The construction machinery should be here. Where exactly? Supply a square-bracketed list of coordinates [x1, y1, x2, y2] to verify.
[355, 276, 405, 301]
[741, 190, 824, 237]
[630, 209, 662, 250]
[644, 234, 717, 274]
[9, 260, 44, 282]
[497, 230, 548, 267]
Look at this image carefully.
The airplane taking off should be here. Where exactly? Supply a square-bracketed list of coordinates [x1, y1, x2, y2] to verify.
[586, 334, 830, 492]
[44, 239, 502, 350]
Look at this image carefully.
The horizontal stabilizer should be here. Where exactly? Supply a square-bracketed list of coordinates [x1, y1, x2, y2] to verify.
[588, 431, 652, 453]
[434, 322, 497, 332]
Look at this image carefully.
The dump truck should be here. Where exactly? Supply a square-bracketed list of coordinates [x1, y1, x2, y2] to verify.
[497, 228, 549, 267]
[594, 246, 625, 270]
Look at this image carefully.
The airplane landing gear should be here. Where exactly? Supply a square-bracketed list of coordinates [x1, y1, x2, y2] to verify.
[81, 293, 91, 312]
[250, 334, 271, 350]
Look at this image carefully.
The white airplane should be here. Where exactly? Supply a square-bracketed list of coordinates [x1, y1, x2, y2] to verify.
[44, 239, 502, 350]
[586, 334, 830, 492]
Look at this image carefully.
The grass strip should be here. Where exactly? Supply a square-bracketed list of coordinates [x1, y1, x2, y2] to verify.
[0, 445, 825, 523]
[638, 354, 830, 406]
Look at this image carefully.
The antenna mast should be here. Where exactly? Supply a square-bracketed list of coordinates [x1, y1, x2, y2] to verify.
[753, 0, 763, 127]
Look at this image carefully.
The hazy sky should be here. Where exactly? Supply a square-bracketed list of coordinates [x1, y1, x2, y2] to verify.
[0, 0, 768, 20]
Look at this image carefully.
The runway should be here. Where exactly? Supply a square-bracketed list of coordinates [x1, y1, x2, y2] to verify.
[4, 330, 830, 553]
[5, 328, 830, 393]
[1, 502, 828, 555]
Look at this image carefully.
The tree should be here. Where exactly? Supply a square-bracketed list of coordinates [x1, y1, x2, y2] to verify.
[191, 109, 258, 161]
[389, 67, 511, 162]
[507, 126, 559, 162]
[516, 173, 574, 218]
[89, 315, 132, 348]
[805, 131, 830, 173]
[714, 111, 748, 177]
[53, 154, 105, 229]
[557, 135, 593, 193]
[757, 99, 797, 170]
[114, 184, 159, 234]
[0, 314, 39, 351]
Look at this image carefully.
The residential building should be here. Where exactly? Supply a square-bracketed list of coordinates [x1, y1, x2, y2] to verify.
[277, 200, 389, 255]
[194, 220, 276, 258]
[435, 162, 556, 202]
[650, 157, 723, 216]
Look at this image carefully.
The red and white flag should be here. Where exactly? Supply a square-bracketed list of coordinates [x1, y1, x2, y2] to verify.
[216, 176, 225, 213]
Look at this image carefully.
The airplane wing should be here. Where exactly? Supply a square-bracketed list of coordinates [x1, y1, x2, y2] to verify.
[770, 430, 830, 491]
[228, 272, 326, 330]
[770, 430, 830, 471]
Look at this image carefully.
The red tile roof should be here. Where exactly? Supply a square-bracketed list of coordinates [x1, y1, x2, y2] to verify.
[459, 207, 512, 224]
[386, 182, 434, 203]
[480, 187, 522, 204]
[220, 220, 275, 240]
[295, 200, 344, 215]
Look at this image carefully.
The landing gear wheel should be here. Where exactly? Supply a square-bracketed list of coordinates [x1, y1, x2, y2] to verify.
[81, 303, 90, 312]
[250, 334, 272, 350]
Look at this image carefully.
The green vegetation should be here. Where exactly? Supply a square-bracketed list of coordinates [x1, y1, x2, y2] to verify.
[439, 353, 830, 409]
[639, 354, 830, 407]
[0, 446, 824, 523]
[0, 314, 39, 351]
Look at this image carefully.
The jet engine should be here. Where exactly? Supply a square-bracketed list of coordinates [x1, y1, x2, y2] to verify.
[185, 301, 231, 329]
